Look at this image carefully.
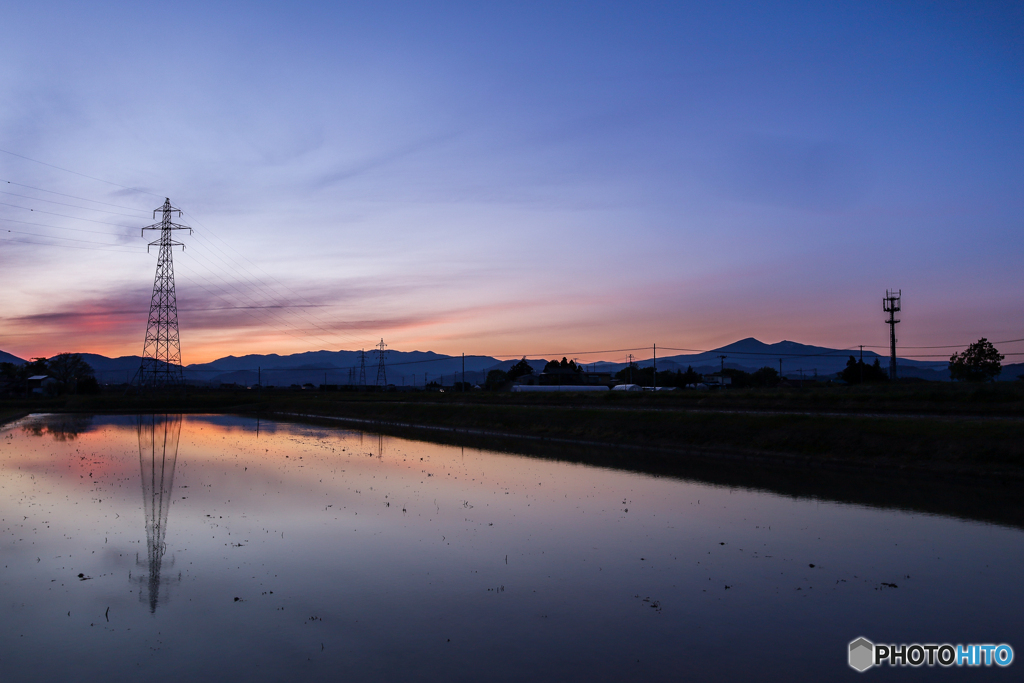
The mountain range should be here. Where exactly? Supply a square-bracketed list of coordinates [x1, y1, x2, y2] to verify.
[2, 338, 1021, 385]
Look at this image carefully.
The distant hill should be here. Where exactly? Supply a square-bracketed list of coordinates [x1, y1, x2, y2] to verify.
[0, 350, 26, 365]
[183, 350, 508, 386]
[5, 340, 1020, 385]
[595, 337, 952, 380]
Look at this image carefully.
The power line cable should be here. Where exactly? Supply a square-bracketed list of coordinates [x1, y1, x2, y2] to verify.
[0, 201, 136, 227]
[0, 149, 163, 198]
[2, 179, 151, 212]
[0, 190, 149, 217]
[176, 250, 359, 351]
[0, 236, 143, 254]
[1, 228, 140, 248]
[178, 206, 374, 347]
[179, 236, 367, 349]
[174, 265, 335, 355]
[2, 217, 134, 237]
[187, 230, 373, 349]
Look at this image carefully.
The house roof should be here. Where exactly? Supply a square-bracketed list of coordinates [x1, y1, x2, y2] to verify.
[27, 375, 50, 381]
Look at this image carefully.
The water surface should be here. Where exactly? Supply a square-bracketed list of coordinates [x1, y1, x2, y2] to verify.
[1, 414, 1020, 681]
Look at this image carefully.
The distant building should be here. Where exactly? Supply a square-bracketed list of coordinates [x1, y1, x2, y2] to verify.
[511, 385, 609, 393]
[538, 368, 613, 387]
[27, 375, 58, 394]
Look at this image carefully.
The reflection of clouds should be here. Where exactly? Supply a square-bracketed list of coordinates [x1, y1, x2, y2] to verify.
[136, 414, 182, 613]
[708, 133, 874, 211]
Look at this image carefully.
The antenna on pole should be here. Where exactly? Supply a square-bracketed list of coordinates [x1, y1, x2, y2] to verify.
[883, 289, 901, 380]
[375, 338, 388, 388]
[138, 198, 191, 389]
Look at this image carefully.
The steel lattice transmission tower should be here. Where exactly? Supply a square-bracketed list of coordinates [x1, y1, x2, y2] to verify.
[138, 199, 192, 388]
[375, 338, 388, 387]
[359, 349, 367, 386]
[883, 289, 901, 381]
[136, 414, 182, 613]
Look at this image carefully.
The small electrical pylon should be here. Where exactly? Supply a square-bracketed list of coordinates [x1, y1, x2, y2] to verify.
[375, 338, 388, 387]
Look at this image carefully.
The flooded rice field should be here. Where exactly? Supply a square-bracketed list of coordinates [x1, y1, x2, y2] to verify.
[1, 413, 1021, 681]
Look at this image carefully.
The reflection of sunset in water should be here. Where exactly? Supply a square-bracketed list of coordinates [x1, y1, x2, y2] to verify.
[1, 414, 1022, 683]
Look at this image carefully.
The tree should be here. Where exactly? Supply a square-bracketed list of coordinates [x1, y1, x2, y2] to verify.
[47, 353, 95, 392]
[839, 356, 888, 384]
[25, 357, 49, 376]
[680, 365, 702, 386]
[0, 362, 19, 382]
[77, 376, 101, 394]
[750, 366, 780, 387]
[506, 358, 534, 381]
[484, 369, 508, 390]
[949, 338, 1003, 382]
[544, 357, 580, 373]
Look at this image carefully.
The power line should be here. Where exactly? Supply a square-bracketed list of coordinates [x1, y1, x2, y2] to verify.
[2, 228, 140, 248]
[173, 261, 342, 350]
[178, 247, 352, 350]
[860, 338, 1024, 349]
[0, 236, 143, 254]
[489, 346, 652, 359]
[0, 190, 149, 216]
[175, 259, 350, 351]
[0, 200, 137, 228]
[0, 149, 163, 198]
[2, 216, 134, 237]
[183, 228, 371, 348]
[2, 179, 151, 212]
[179, 208, 374, 348]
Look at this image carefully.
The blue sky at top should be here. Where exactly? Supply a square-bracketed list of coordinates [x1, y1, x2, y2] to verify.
[1, 1, 1021, 361]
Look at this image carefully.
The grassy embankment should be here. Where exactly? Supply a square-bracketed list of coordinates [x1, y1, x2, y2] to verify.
[3, 382, 1023, 480]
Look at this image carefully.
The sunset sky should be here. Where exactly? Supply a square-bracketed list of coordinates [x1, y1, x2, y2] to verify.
[1, 1, 1021, 364]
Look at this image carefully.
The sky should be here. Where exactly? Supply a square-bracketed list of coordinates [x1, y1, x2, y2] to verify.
[1, 1, 1022, 365]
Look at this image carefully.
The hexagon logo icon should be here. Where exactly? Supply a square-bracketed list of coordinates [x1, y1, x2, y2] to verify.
[849, 637, 874, 672]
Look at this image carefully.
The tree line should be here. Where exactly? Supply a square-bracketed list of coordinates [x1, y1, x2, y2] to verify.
[0, 353, 100, 395]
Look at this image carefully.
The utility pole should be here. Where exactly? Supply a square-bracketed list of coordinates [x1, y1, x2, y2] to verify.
[883, 289, 901, 381]
[719, 355, 727, 387]
[859, 345, 864, 384]
[462, 353, 465, 391]
[778, 358, 782, 379]
[375, 338, 388, 388]
[138, 198, 191, 389]
[653, 344, 657, 390]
